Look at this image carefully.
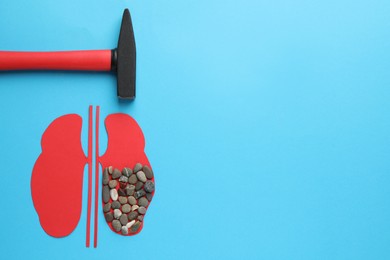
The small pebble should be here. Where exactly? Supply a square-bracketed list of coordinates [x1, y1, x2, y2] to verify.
[119, 196, 128, 204]
[103, 185, 110, 203]
[112, 168, 122, 179]
[143, 165, 154, 179]
[138, 197, 149, 207]
[105, 212, 113, 222]
[109, 180, 117, 189]
[146, 193, 153, 201]
[110, 189, 118, 201]
[108, 166, 113, 174]
[128, 196, 136, 205]
[134, 163, 143, 173]
[144, 181, 155, 193]
[122, 167, 132, 177]
[128, 211, 138, 221]
[121, 226, 129, 235]
[138, 215, 144, 222]
[103, 203, 111, 212]
[120, 182, 128, 189]
[111, 201, 121, 209]
[114, 209, 122, 219]
[102, 169, 109, 185]
[119, 176, 129, 183]
[118, 189, 126, 196]
[136, 171, 147, 182]
[125, 185, 135, 196]
[128, 174, 137, 184]
[138, 206, 147, 215]
[131, 205, 139, 211]
[126, 220, 135, 229]
[112, 220, 121, 231]
[135, 181, 144, 191]
[135, 190, 146, 199]
[130, 221, 141, 232]
[122, 204, 131, 213]
[120, 214, 128, 225]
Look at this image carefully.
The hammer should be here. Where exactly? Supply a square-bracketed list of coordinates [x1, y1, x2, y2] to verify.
[0, 9, 136, 99]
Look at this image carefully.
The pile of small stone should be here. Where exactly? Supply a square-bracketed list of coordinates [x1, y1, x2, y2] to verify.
[102, 163, 155, 235]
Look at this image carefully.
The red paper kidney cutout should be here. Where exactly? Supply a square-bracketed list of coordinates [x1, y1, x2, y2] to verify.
[31, 114, 87, 237]
[100, 113, 154, 235]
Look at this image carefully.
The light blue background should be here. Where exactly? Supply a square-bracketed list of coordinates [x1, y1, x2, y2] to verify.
[0, 0, 389, 259]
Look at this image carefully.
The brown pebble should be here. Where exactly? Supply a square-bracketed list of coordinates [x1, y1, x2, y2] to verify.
[138, 197, 149, 207]
[105, 212, 113, 222]
[130, 221, 141, 232]
[118, 188, 126, 196]
[112, 168, 122, 179]
[119, 196, 128, 204]
[120, 214, 128, 225]
[138, 206, 147, 215]
[128, 174, 137, 184]
[143, 165, 154, 179]
[103, 203, 111, 212]
[133, 163, 142, 173]
[135, 181, 144, 191]
[128, 196, 136, 205]
[128, 211, 138, 221]
[108, 180, 117, 189]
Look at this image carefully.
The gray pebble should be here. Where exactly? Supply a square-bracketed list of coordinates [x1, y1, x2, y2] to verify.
[134, 163, 143, 173]
[131, 205, 139, 211]
[103, 185, 110, 203]
[138, 215, 144, 222]
[119, 176, 129, 183]
[146, 193, 153, 201]
[128, 211, 138, 221]
[122, 167, 132, 177]
[112, 220, 121, 232]
[114, 209, 122, 219]
[105, 212, 113, 222]
[120, 214, 128, 225]
[109, 180, 117, 189]
[110, 189, 118, 201]
[135, 181, 144, 191]
[135, 190, 146, 199]
[103, 169, 109, 185]
[121, 226, 129, 235]
[122, 204, 131, 213]
[108, 166, 113, 174]
[125, 185, 135, 196]
[136, 171, 147, 182]
[103, 203, 111, 212]
[119, 196, 128, 204]
[128, 174, 137, 184]
[138, 206, 147, 215]
[111, 201, 121, 209]
[130, 221, 141, 232]
[112, 168, 122, 179]
[138, 197, 149, 207]
[144, 181, 155, 193]
[128, 196, 136, 205]
[118, 189, 126, 196]
[143, 165, 154, 179]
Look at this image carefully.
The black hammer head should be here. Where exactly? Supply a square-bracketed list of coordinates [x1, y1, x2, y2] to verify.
[113, 9, 136, 99]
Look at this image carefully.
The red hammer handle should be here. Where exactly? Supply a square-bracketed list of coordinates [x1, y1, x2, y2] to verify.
[0, 50, 112, 71]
